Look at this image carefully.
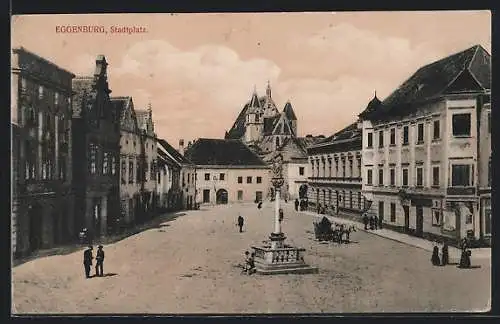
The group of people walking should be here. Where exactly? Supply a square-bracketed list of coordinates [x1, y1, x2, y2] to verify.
[431, 241, 450, 266]
[83, 245, 105, 279]
[294, 199, 308, 212]
[362, 213, 381, 230]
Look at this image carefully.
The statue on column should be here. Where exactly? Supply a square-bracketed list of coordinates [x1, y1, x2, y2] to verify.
[271, 154, 284, 188]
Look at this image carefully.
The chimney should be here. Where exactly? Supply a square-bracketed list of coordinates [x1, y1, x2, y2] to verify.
[179, 139, 185, 155]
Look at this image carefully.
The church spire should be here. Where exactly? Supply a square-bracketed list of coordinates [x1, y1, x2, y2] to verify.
[266, 80, 272, 98]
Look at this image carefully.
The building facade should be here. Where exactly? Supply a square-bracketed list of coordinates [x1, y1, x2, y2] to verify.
[358, 45, 491, 246]
[11, 47, 75, 257]
[72, 55, 121, 241]
[307, 123, 366, 216]
[111, 96, 143, 226]
[185, 139, 270, 205]
[156, 140, 181, 211]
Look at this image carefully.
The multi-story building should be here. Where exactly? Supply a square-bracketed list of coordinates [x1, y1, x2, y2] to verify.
[185, 139, 270, 205]
[307, 122, 366, 216]
[135, 104, 158, 220]
[11, 47, 75, 257]
[111, 96, 142, 226]
[358, 45, 491, 246]
[156, 138, 196, 211]
[225, 82, 324, 200]
[72, 55, 121, 241]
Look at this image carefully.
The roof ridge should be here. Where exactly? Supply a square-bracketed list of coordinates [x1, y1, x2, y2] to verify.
[465, 45, 486, 91]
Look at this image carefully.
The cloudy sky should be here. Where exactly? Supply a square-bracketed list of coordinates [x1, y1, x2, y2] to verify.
[12, 11, 490, 147]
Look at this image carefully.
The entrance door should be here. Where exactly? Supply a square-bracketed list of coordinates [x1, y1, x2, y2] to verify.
[29, 205, 42, 252]
[216, 189, 228, 204]
[403, 205, 410, 233]
[378, 201, 384, 228]
[93, 201, 101, 238]
[416, 206, 424, 237]
[203, 189, 210, 203]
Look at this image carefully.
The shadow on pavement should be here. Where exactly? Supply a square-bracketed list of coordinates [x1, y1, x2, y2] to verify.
[13, 211, 186, 268]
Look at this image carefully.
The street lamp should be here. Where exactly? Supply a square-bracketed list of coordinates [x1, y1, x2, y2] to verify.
[212, 175, 218, 205]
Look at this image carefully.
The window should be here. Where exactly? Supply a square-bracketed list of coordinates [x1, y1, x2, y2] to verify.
[237, 190, 243, 201]
[238, 176, 243, 184]
[136, 160, 141, 182]
[378, 169, 384, 186]
[378, 131, 384, 148]
[25, 141, 36, 180]
[358, 192, 362, 209]
[38, 85, 44, 99]
[299, 167, 305, 176]
[432, 166, 440, 187]
[367, 132, 373, 148]
[247, 176, 252, 184]
[341, 159, 346, 177]
[367, 169, 373, 185]
[276, 137, 280, 147]
[150, 162, 155, 180]
[488, 158, 492, 187]
[390, 168, 395, 186]
[349, 191, 353, 208]
[129, 161, 134, 183]
[121, 159, 127, 184]
[451, 164, 471, 186]
[54, 92, 59, 105]
[402, 168, 409, 186]
[255, 191, 263, 202]
[452, 113, 471, 136]
[433, 120, 440, 140]
[390, 128, 396, 145]
[417, 123, 424, 143]
[219, 173, 225, 181]
[416, 167, 423, 187]
[257, 176, 262, 183]
[58, 155, 66, 181]
[255, 114, 260, 122]
[390, 203, 396, 222]
[485, 204, 491, 235]
[403, 126, 409, 145]
[204, 173, 210, 181]
[488, 112, 491, 133]
[349, 160, 353, 177]
[432, 210, 441, 226]
[103, 152, 109, 175]
[89, 144, 97, 174]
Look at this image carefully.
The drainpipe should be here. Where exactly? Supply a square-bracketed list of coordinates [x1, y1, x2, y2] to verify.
[476, 93, 483, 243]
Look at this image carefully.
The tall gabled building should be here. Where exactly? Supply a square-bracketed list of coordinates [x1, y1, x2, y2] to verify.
[72, 55, 121, 241]
[358, 44, 491, 246]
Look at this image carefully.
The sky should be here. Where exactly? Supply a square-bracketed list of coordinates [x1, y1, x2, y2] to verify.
[11, 11, 491, 147]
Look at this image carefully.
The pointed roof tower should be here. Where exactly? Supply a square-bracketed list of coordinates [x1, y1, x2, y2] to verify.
[266, 80, 272, 98]
[283, 100, 297, 120]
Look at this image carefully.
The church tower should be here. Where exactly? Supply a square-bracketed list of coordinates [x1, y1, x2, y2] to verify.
[263, 80, 279, 118]
[244, 86, 264, 144]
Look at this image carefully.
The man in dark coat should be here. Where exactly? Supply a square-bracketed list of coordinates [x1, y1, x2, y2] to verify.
[237, 215, 244, 233]
[83, 246, 93, 278]
[294, 199, 299, 211]
[95, 245, 105, 277]
[441, 243, 449, 266]
[431, 243, 441, 266]
[362, 213, 369, 230]
[373, 215, 379, 230]
[369, 215, 375, 230]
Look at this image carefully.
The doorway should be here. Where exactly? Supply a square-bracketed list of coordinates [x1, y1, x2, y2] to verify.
[416, 206, 424, 237]
[403, 205, 410, 233]
[93, 200, 101, 238]
[378, 201, 384, 228]
[28, 204, 42, 252]
[203, 189, 210, 203]
[216, 189, 228, 204]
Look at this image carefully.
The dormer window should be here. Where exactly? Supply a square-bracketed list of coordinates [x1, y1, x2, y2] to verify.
[255, 114, 260, 122]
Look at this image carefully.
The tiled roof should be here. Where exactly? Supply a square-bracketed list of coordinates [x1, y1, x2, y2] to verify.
[297, 135, 325, 149]
[360, 45, 491, 120]
[110, 96, 132, 125]
[226, 96, 267, 139]
[312, 122, 360, 147]
[185, 138, 267, 166]
[157, 138, 192, 165]
[283, 101, 297, 120]
[72, 77, 94, 117]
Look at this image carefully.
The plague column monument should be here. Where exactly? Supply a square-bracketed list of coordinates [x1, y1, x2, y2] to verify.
[251, 153, 318, 274]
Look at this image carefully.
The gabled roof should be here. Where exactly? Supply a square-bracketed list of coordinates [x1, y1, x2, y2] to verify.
[308, 122, 361, 153]
[157, 138, 192, 165]
[110, 96, 138, 130]
[185, 138, 268, 166]
[226, 96, 267, 139]
[360, 45, 491, 120]
[72, 77, 94, 118]
[283, 101, 297, 120]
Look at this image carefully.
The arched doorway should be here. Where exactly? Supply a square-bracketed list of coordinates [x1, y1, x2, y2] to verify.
[216, 189, 228, 204]
[28, 203, 42, 252]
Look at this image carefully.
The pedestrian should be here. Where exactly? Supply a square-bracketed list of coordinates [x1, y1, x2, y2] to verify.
[95, 245, 105, 277]
[362, 213, 369, 230]
[431, 242, 440, 266]
[441, 242, 449, 266]
[83, 245, 93, 279]
[317, 204, 321, 215]
[294, 199, 299, 211]
[374, 215, 379, 230]
[459, 248, 471, 269]
[237, 215, 244, 233]
[258, 201, 262, 209]
[369, 215, 375, 230]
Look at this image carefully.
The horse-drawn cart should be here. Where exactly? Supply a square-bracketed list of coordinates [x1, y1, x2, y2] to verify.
[313, 216, 356, 244]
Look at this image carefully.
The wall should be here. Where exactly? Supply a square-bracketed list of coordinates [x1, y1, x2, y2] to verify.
[119, 131, 142, 224]
[285, 161, 309, 200]
[195, 166, 270, 204]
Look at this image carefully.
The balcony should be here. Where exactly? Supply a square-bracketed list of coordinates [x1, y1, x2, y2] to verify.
[447, 187, 476, 196]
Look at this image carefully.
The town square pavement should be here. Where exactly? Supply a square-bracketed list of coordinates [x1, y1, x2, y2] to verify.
[12, 202, 491, 314]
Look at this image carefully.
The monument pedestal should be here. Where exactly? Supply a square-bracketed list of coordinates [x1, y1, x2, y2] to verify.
[250, 154, 318, 275]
